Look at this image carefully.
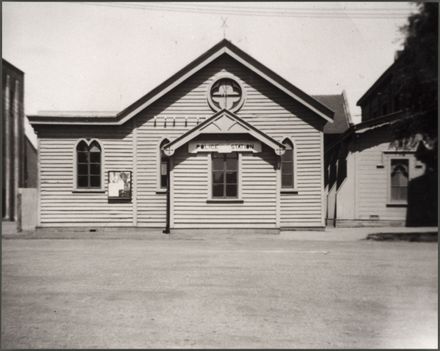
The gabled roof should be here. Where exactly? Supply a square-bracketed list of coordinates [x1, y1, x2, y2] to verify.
[162, 109, 286, 156]
[356, 53, 405, 106]
[2, 59, 24, 75]
[29, 39, 334, 126]
[313, 91, 353, 134]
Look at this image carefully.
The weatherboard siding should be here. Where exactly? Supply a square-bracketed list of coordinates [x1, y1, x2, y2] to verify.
[35, 54, 325, 228]
[171, 147, 277, 228]
[132, 55, 324, 228]
[37, 126, 134, 226]
[352, 129, 424, 221]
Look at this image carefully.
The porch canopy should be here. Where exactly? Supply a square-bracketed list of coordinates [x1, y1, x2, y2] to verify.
[162, 109, 286, 156]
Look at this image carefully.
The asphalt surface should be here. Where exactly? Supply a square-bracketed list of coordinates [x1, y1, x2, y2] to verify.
[1, 234, 438, 348]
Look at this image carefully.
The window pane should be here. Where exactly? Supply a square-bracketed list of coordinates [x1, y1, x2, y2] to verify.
[161, 162, 168, 176]
[283, 141, 293, 151]
[226, 156, 237, 171]
[282, 161, 293, 175]
[89, 144, 101, 153]
[212, 184, 224, 197]
[90, 176, 101, 187]
[90, 152, 100, 163]
[226, 184, 237, 197]
[77, 152, 88, 163]
[212, 157, 224, 171]
[282, 174, 293, 188]
[78, 164, 88, 175]
[78, 176, 88, 188]
[77, 142, 88, 152]
[213, 171, 224, 184]
[226, 171, 237, 184]
[90, 164, 100, 175]
[161, 175, 167, 188]
[400, 187, 407, 200]
[282, 150, 293, 162]
[392, 187, 407, 201]
[390, 159, 408, 201]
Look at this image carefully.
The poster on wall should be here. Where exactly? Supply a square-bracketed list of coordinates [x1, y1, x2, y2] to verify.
[108, 171, 132, 200]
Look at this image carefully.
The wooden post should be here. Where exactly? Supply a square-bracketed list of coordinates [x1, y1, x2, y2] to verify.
[13, 79, 20, 221]
[3, 75, 11, 220]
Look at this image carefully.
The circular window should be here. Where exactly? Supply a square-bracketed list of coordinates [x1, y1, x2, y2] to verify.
[207, 76, 245, 112]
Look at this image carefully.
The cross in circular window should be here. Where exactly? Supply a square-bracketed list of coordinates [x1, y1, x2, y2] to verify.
[211, 78, 242, 110]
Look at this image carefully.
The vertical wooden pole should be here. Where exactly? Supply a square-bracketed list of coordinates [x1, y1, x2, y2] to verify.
[13, 79, 20, 221]
[3, 75, 11, 220]
[132, 119, 138, 226]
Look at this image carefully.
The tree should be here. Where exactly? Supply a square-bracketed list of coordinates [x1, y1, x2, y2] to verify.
[394, 2, 438, 171]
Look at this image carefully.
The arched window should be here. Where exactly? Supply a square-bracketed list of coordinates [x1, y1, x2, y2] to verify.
[76, 140, 102, 188]
[281, 138, 295, 189]
[159, 139, 170, 189]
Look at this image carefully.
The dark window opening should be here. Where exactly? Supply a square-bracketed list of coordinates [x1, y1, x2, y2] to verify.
[212, 153, 238, 198]
[159, 139, 170, 189]
[281, 139, 294, 188]
[76, 141, 101, 189]
[390, 159, 409, 202]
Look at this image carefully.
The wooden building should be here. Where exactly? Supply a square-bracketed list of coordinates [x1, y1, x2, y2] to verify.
[2, 59, 38, 228]
[28, 39, 337, 231]
[325, 54, 437, 227]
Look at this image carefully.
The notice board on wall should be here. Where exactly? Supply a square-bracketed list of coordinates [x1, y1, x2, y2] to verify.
[108, 171, 132, 200]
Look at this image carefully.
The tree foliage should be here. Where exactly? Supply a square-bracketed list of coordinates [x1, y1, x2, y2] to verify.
[394, 2, 438, 170]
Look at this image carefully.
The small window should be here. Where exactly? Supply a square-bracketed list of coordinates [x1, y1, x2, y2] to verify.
[281, 139, 294, 189]
[212, 153, 238, 198]
[159, 139, 170, 189]
[76, 140, 101, 188]
[390, 159, 409, 203]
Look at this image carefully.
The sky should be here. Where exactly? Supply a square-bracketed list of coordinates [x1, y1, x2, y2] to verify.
[3, 2, 418, 125]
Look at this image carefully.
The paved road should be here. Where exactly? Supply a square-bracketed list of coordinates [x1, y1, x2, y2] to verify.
[1, 235, 437, 348]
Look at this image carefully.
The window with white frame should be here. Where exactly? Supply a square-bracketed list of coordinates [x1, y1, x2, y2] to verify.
[76, 140, 102, 188]
[389, 158, 409, 203]
[159, 139, 170, 189]
[281, 138, 295, 189]
[212, 152, 238, 198]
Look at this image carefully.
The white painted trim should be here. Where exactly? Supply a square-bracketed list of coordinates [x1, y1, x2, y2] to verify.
[120, 49, 225, 125]
[238, 152, 242, 200]
[164, 111, 285, 156]
[224, 48, 333, 123]
[207, 153, 212, 199]
[206, 72, 247, 113]
[37, 136, 41, 226]
[72, 138, 105, 192]
[13, 79, 20, 221]
[132, 119, 138, 226]
[3, 75, 11, 220]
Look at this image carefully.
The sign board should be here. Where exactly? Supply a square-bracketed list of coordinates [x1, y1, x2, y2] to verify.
[188, 140, 262, 153]
[108, 171, 132, 200]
